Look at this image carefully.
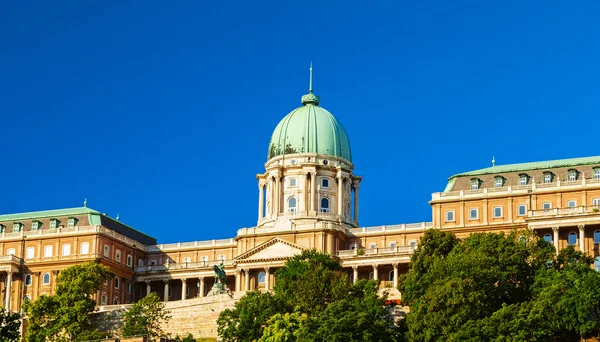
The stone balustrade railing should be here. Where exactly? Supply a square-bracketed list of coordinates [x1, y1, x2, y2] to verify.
[528, 205, 600, 218]
[337, 245, 415, 258]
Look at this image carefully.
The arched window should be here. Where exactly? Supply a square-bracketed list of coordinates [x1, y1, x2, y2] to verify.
[80, 242, 89, 255]
[543, 234, 552, 243]
[389, 242, 397, 248]
[389, 270, 395, 282]
[409, 240, 418, 250]
[44, 245, 52, 258]
[288, 197, 297, 213]
[114, 277, 120, 289]
[115, 250, 121, 262]
[568, 232, 577, 245]
[42, 273, 50, 285]
[127, 255, 133, 266]
[349, 243, 357, 250]
[368, 272, 375, 280]
[24, 274, 32, 286]
[320, 198, 330, 213]
[594, 231, 600, 244]
[113, 298, 119, 305]
[101, 293, 108, 305]
[595, 257, 600, 272]
[138, 259, 144, 267]
[62, 244, 71, 256]
[258, 271, 266, 284]
[104, 245, 110, 257]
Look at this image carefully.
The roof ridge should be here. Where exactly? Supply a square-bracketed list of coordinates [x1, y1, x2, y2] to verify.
[0, 207, 99, 221]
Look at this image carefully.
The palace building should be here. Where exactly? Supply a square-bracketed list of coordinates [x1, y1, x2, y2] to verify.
[2, 73, 600, 315]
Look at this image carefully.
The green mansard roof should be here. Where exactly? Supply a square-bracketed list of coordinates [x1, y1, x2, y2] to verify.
[0, 207, 100, 222]
[451, 156, 600, 178]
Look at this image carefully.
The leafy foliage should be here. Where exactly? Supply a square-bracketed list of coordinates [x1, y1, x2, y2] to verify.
[24, 261, 112, 342]
[218, 249, 399, 341]
[121, 292, 171, 341]
[399, 229, 600, 341]
[0, 307, 21, 342]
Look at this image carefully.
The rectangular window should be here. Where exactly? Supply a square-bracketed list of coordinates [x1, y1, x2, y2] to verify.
[321, 179, 329, 188]
[150, 260, 157, 265]
[115, 250, 121, 262]
[469, 208, 478, 220]
[568, 172, 576, 181]
[127, 282, 132, 294]
[568, 233, 577, 245]
[595, 169, 600, 179]
[471, 180, 479, 190]
[104, 245, 110, 258]
[567, 200, 577, 207]
[542, 202, 552, 210]
[81, 242, 90, 255]
[26, 247, 35, 259]
[32, 222, 39, 230]
[495, 178, 503, 188]
[289, 178, 297, 187]
[44, 246, 52, 258]
[519, 176, 527, 186]
[62, 244, 71, 256]
[127, 255, 133, 267]
[446, 210, 455, 222]
[493, 206, 503, 218]
[594, 231, 600, 244]
[68, 218, 75, 227]
[13, 224, 21, 232]
[544, 174, 552, 183]
[593, 198, 600, 207]
[50, 220, 57, 229]
[518, 204, 527, 216]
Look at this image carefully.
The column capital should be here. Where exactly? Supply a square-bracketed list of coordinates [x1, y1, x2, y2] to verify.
[264, 266, 270, 272]
[372, 264, 378, 269]
[392, 263, 398, 267]
[145, 280, 151, 284]
[163, 279, 169, 284]
[552, 226, 559, 232]
[199, 277, 205, 281]
[181, 278, 187, 282]
[235, 269, 241, 274]
[578, 224, 585, 230]
[352, 265, 358, 270]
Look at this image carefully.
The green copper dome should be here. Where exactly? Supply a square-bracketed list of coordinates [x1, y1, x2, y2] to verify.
[267, 92, 352, 162]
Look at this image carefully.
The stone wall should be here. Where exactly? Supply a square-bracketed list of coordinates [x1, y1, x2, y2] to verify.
[92, 292, 244, 339]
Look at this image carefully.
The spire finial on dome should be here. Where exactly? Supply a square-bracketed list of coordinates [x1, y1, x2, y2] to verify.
[309, 62, 313, 94]
[302, 62, 320, 105]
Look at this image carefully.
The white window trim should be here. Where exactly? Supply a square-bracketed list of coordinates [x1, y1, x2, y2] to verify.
[26, 247, 35, 259]
[42, 272, 51, 285]
[44, 245, 53, 258]
[469, 208, 479, 220]
[369, 243, 377, 249]
[567, 200, 577, 207]
[568, 172, 576, 181]
[494, 178, 503, 188]
[493, 206, 503, 218]
[104, 245, 110, 258]
[24, 274, 32, 286]
[6, 248, 15, 256]
[80, 242, 90, 255]
[595, 169, 600, 179]
[544, 174, 552, 183]
[445, 210, 455, 222]
[127, 255, 133, 266]
[114, 277, 120, 289]
[517, 204, 527, 216]
[542, 202, 552, 210]
[115, 250, 121, 262]
[62, 244, 71, 256]
[568, 232, 578, 245]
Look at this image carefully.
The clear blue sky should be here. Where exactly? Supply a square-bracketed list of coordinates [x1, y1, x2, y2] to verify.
[2, 1, 600, 243]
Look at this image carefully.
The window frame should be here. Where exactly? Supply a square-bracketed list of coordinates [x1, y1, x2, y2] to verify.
[568, 170, 577, 182]
[369, 242, 377, 249]
[543, 173, 553, 184]
[114, 277, 120, 289]
[493, 206, 503, 218]
[289, 178, 297, 187]
[26, 247, 35, 259]
[542, 202, 552, 210]
[595, 168, 600, 179]
[469, 208, 479, 220]
[258, 271, 266, 284]
[32, 221, 40, 230]
[321, 178, 329, 188]
[13, 223, 21, 232]
[115, 250, 121, 262]
[568, 232, 577, 245]
[517, 204, 527, 216]
[104, 245, 110, 258]
[42, 272, 51, 285]
[44, 245, 53, 258]
[518, 174, 528, 186]
[127, 254, 133, 267]
[6, 248, 15, 256]
[494, 177, 504, 188]
[320, 197, 330, 213]
[49, 219, 58, 229]
[62, 244, 71, 256]
[543, 234, 552, 243]
[471, 178, 480, 190]
[67, 218, 76, 228]
[24, 274, 32, 286]
[446, 210, 455, 222]
[594, 230, 600, 244]
[567, 200, 577, 207]
[288, 197, 297, 213]
[80, 242, 90, 255]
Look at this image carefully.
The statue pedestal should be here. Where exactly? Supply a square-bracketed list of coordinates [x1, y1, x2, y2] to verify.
[207, 285, 230, 296]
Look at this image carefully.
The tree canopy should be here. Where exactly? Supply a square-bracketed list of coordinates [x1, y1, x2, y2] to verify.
[24, 261, 112, 342]
[218, 249, 399, 341]
[399, 229, 600, 341]
[121, 292, 171, 341]
[0, 307, 21, 342]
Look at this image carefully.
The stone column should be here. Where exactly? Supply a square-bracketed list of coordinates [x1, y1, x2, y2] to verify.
[275, 175, 281, 215]
[199, 277, 205, 297]
[181, 278, 187, 300]
[265, 267, 270, 291]
[311, 172, 317, 212]
[552, 226, 560, 254]
[353, 266, 358, 284]
[163, 280, 169, 302]
[354, 184, 360, 222]
[337, 173, 344, 215]
[258, 182, 264, 220]
[372, 265, 378, 280]
[235, 270, 241, 292]
[244, 269, 250, 291]
[393, 264, 398, 288]
[5, 272, 12, 311]
[146, 281, 151, 296]
[579, 224, 585, 252]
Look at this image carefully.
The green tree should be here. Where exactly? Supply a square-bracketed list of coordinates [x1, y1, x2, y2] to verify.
[0, 307, 21, 342]
[24, 261, 112, 342]
[274, 249, 350, 314]
[121, 292, 171, 341]
[258, 312, 308, 342]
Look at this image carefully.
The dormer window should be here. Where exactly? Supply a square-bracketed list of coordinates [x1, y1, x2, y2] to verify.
[67, 218, 77, 228]
[13, 223, 22, 232]
[543, 172, 553, 184]
[518, 174, 529, 186]
[0, 225, 4, 233]
[49, 219, 58, 229]
[471, 178, 481, 190]
[594, 168, 600, 179]
[494, 176, 504, 188]
[568, 169, 578, 182]
[32, 221, 40, 230]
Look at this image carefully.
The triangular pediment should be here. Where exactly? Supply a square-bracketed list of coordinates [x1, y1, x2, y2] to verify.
[236, 238, 305, 262]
